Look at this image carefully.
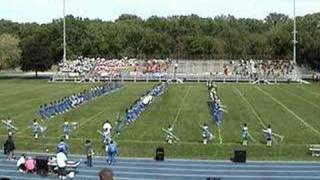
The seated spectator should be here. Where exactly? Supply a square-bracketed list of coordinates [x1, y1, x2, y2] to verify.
[25, 157, 36, 173]
[16, 154, 26, 172]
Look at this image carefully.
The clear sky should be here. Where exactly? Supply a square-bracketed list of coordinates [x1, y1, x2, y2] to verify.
[0, 0, 319, 23]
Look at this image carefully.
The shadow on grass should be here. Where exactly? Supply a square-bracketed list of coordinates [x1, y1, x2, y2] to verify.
[0, 76, 50, 80]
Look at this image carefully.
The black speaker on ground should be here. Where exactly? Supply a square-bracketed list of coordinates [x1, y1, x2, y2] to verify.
[232, 149, 246, 163]
[35, 156, 49, 176]
[155, 147, 164, 161]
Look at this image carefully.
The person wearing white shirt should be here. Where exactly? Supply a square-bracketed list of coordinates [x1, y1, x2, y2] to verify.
[16, 154, 26, 172]
[103, 120, 112, 135]
[264, 124, 272, 147]
[57, 150, 67, 179]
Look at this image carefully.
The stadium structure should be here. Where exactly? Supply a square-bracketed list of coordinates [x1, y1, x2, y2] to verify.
[52, 57, 308, 84]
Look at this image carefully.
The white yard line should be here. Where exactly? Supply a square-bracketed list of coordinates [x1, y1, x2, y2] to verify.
[234, 87, 266, 128]
[217, 126, 223, 144]
[297, 86, 320, 98]
[276, 86, 320, 110]
[235, 87, 284, 142]
[171, 86, 191, 129]
[256, 86, 320, 137]
[76, 110, 106, 129]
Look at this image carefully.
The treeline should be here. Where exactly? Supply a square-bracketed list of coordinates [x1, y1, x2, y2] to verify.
[0, 13, 320, 73]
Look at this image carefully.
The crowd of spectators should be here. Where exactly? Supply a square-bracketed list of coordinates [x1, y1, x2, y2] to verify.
[224, 60, 295, 79]
[38, 82, 122, 120]
[131, 59, 172, 76]
[55, 58, 297, 81]
[56, 57, 172, 79]
[58, 57, 96, 77]
[126, 83, 168, 124]
[91, 58, 132, 78]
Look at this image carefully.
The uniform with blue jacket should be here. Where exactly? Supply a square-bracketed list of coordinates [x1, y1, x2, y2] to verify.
[57, 139, 69, 155]
[107, 141, 117, 165]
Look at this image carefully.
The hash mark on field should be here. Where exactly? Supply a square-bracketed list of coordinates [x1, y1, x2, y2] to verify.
[276, 86, 320, 110]
[234, 87, 266, 128]
[172, 86, 191, 129]
[256, 86, 320, 136]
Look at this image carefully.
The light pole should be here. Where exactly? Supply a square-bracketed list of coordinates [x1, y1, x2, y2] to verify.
[63, 0, 67, 63]
[293, 0, 297, 64]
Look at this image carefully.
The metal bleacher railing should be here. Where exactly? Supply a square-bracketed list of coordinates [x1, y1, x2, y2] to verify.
[52, 59, 310, 83]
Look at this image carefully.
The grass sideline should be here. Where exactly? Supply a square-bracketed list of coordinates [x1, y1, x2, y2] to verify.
[0, 79, 320, 160]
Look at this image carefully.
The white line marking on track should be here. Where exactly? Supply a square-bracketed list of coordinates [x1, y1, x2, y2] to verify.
[256, 86, 320, 136]
[0, 169, 96, 179]
[2, 163, 320, 173]
[87, 170, 320, 179]
[2, 159, 320, 169]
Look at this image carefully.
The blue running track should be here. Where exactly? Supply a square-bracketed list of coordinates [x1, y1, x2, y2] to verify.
[0, 153, 320, 180]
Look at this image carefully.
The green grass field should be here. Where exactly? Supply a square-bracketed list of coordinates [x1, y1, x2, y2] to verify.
[1, 79, 320, 160]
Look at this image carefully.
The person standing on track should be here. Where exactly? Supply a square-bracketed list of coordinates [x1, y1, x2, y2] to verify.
[4, 134, 15, 160]
[107, 141, 117, 165]
[57, 139, 69, 156]
[84, 139, 94, 167]
[56, 148, 67, 179]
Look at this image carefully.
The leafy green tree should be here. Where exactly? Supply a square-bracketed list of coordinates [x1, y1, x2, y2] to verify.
[0, 33, 21, 70]
[20, 28, 54, 77]
[1, 12, 320, 69]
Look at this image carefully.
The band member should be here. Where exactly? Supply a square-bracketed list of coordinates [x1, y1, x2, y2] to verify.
[242, 123, 249, 146]
[2, 117, 17, 135]
[32, 119, 40, 139]
[264, 124, 272, 147]
[63, 121, 71, 140]
[202, 123, 214, 144]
